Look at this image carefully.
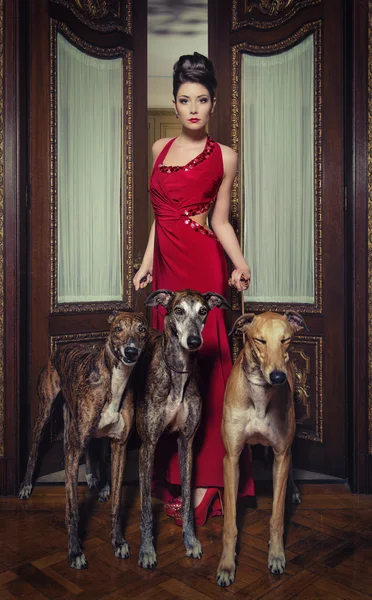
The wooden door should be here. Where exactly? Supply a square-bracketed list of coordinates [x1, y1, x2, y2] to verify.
[210, 0, 346, 477]
[26, 0, 148, 476]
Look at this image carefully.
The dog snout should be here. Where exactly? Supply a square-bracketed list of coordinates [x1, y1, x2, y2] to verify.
[187, 335, 202, 350]
[124, 346, 139, 362]
[269, 370, 287, 385]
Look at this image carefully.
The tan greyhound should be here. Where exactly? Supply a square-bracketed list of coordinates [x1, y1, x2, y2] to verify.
[216, 311, 307, 586]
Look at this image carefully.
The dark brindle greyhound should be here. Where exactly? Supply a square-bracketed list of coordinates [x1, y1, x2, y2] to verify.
[136, 288, 230, 569]
[19, 311, 148, 569]
[217, 311, 306, 586]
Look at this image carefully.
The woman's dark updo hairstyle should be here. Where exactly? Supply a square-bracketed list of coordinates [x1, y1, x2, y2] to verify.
[173, 52, 217, 101]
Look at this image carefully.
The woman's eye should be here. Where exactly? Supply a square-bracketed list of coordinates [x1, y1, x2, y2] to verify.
[199, 97, 208, 103]
[179, 99, 188, 104]
[115, 326, 123, 333]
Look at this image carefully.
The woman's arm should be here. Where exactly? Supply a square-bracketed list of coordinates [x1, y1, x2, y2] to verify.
[133, 220, 155, 290]
[210, 145, 251, 292]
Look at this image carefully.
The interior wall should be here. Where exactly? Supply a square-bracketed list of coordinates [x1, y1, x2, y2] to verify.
[148, 0, 208, 108]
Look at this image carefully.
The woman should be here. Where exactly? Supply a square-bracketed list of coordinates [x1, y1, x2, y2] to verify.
[133, 52, 254, 525]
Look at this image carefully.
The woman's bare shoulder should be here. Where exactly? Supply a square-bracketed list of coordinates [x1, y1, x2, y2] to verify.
[152, 137, 175, 161]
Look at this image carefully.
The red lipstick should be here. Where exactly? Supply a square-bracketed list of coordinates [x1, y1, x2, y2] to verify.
[189, 118, 200, 123]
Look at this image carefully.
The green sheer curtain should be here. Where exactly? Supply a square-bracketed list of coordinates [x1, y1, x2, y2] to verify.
[242, 35, 315, 304]
[57, 34, 123, 303]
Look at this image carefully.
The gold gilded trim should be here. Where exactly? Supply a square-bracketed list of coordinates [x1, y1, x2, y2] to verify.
[232, 0, 321, 30]
[368, 1, 372, 454]
[50, 331, 108, 355]
[0, 0, 3, 457]
[51, 0, 132, 35]
[293, 336, 323, 443]
[50, 21, 133, 313]
[231, 21, 323, 314]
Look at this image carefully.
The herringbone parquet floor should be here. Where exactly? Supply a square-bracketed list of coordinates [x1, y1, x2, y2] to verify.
[1, 482, 372, 599]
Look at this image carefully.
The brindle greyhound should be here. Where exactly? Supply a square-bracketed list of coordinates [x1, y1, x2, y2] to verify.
[217, 311, 307, 587]
[136, 289, 230, 569]
[19, 311, 148, 569]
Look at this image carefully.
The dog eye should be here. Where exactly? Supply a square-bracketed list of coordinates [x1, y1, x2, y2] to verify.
[199, 307, 207, 315]
[254, 338, 266, 345]
[139, 326, 147, 333]
[281, 337, 291, 344]
[174, 307, 184, 316]
[115, 326, 123, 333]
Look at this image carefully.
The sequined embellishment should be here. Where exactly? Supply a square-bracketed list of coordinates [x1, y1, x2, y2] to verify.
[181, 198, 219, 241]
[159, 136, 215, 173]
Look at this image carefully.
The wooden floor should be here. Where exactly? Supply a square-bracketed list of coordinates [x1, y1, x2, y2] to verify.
[1, 482, 372, 599]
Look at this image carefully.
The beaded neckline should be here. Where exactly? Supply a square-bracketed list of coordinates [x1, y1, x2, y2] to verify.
[159, 136, 215, 174]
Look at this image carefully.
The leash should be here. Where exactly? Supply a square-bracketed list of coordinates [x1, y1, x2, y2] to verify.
[161, 338, 195, 375]
[133, 273, 151, 312]
[228, 275, 248, 343]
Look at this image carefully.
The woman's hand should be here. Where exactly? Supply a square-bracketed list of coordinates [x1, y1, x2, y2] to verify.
[229, 265, 251, 292]
[133, 265, 153, 291]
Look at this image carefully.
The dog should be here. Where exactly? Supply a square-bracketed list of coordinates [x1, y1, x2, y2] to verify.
[135, 289, 230, 569]
[19, 311, 148, 569]
[216, 311, 307, 586]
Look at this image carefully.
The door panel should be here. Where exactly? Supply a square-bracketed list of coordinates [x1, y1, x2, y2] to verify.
[28, 0, 147, 475]
[210, 0, 345, 477]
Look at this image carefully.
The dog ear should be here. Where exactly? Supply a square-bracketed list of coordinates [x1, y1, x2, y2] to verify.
[145, 289, 174, 308]
[228, 313, 256, 336]
[284, 310, 309, 332]
[204, 292, 231, 310]
[108, 310, 119, 324]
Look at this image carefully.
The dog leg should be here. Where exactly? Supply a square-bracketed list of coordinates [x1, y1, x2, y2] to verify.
[287, 454, 301, 505]
[19, 366, 60, 500]
[217, 453, 240, 587]
[138, 442, 157, 569]
[65, 443, 87, 570]
[110, 439, 129, 559]
[85, 440, 99, 490]
[98, 438, 111, 502]
[269, 450, 290, 574]
[178, 433, 202, 559]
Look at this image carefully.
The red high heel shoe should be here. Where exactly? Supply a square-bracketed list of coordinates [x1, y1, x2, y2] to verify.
[173, 488, 223, 527]
[164, 496, 182, 518]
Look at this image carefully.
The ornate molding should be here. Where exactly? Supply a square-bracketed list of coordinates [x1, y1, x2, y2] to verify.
[51, 0, 132, 35]
[232, 0, 321, 30]
[291, 337, 323, 442]
[368, 1, 372, 454]
[0, 0, 3, 458]
[50, 331, 108, 354]
[231, 21, 323, 314]
[50, 21, 133, 314]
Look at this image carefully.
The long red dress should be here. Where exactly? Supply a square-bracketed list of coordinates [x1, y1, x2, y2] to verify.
[150, 135, 254, 501]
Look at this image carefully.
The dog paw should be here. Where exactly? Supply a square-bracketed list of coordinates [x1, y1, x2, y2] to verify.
[185, 538, 202, 559]
[268, 552, 285, 575]
[138, 548, 157, 569]
[19, 484, 32, 500]
[85, 473, 98, 489]
[98, 484, 110, 502]
[69, 552, 88, 570]
[114, 541, 130, 559]
[216, 566, 236, 587]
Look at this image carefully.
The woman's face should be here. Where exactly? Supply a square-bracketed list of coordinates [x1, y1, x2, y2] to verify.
[173, 82, 216, 131]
